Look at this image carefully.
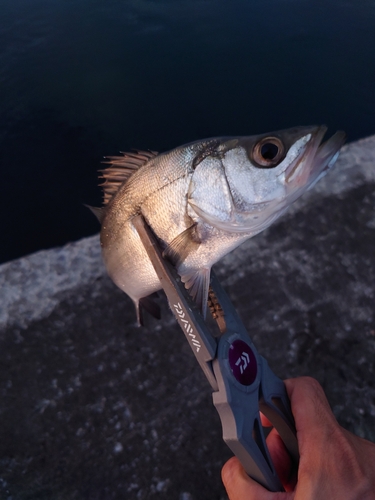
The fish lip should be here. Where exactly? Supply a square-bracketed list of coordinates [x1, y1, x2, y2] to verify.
[284, 126, 346, 188]
[284, 125, 328, 184]
[312, 129, 346, 175]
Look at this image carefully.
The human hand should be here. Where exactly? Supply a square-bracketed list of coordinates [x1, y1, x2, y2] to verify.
[222, 377, 375, 499]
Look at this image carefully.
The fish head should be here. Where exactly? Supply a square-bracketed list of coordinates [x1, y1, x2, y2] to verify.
[188, 125, 346, 234]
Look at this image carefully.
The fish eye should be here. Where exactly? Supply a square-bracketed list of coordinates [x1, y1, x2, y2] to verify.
[251, 137, 285, 168]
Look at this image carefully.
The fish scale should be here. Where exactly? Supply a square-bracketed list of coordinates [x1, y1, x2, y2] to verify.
[88, 126, 345, 324]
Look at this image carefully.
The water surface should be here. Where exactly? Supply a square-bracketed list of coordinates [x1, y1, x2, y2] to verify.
[1, 0, 374, 262]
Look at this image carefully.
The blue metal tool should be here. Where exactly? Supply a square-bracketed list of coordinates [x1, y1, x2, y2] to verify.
[133, 215, 299, 492]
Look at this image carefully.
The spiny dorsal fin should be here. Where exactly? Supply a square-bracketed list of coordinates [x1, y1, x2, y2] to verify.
[99, 149, 158, 206]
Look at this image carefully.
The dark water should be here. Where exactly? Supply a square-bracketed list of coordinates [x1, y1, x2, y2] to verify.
[1, 0, 374, 263]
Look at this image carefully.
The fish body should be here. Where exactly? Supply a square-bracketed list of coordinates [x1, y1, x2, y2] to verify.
[94, 125, 345, 322]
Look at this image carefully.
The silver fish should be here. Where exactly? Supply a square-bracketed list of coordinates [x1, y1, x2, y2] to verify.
[90, 125, 345, 324]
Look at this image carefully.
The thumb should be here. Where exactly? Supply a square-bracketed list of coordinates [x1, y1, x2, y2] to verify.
[222, 457, 285, 500]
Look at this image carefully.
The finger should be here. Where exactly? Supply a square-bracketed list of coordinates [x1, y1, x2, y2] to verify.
[284, 377, 339, 459]
[222, 457, 275, 500]
[284, 377, 336, 428]
[266, 428, 297, 492]
[260, 411, 273, 427]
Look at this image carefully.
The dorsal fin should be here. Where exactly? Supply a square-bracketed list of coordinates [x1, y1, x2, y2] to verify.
[99, 149, 158, 206]
[84, 204, 105, 224]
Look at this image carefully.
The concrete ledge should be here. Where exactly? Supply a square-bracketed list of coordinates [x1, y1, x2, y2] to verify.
[1, 135, 374, 332]
[0, 135, 374, 499]
[1, 135, 375, 331]
[0, 235, 104, 330]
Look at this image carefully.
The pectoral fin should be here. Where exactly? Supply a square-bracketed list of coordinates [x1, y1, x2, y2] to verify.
[162, 223, 201, 267]
[180, 268, 210, 319]
[163, 225, 209, 316]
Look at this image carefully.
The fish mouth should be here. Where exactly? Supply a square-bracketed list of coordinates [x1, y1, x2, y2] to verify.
[285, 125, 346, 189]
[188, 125, 346, 235]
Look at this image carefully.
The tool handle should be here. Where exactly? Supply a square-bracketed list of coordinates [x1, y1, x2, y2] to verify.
[209, 271, 299, 491]
[133, 215, 299, 490]
[259, 360, 299, 464]
[212, 333, 282, 491]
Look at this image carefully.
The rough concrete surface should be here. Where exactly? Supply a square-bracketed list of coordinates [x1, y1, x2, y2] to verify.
[0, 136, 374, 499]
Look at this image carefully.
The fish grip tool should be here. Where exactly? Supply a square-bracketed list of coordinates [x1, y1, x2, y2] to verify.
[133, 215, 299, 492]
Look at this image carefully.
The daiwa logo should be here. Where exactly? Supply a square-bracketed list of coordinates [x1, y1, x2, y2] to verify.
[235, 351, 250, 374]
[173, 302, 201, 352]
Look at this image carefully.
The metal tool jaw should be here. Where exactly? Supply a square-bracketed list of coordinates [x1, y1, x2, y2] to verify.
[133, 215, 299, 492]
